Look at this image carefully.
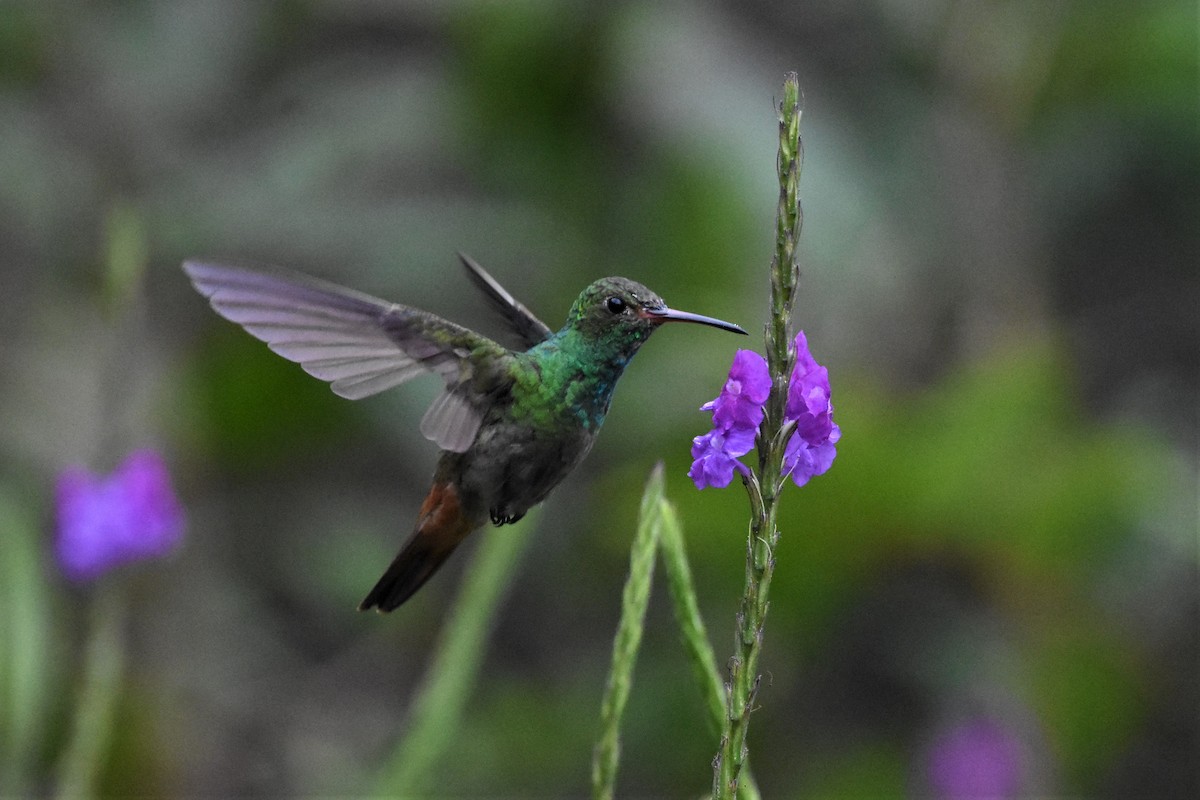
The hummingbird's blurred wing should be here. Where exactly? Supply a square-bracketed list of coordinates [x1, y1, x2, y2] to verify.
[458, 252, 553, 348]
[183, 260, 514, 453]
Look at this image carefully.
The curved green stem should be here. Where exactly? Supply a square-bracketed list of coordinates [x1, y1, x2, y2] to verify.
[592, 464, 665, 800]
[372, 512, 536, 795]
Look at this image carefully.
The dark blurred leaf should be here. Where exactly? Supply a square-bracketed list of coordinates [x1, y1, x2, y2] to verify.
[178, 327, 362, 471]
[0, 5, 47, 87]
[1040, 1, 1198, 118]
[1029, 624, 1142, 787]
[798, 741, 907, 799]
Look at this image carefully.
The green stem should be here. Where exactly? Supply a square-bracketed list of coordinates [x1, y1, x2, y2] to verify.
[713, 72, 803, 800]
[54, 581, 127, 800]
[51, 202, 149, 800]
[372, 512, 536, 794]
[591, 463, 665, 800]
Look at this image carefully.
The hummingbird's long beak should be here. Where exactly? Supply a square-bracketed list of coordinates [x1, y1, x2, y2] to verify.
[641, 306, 748, 335]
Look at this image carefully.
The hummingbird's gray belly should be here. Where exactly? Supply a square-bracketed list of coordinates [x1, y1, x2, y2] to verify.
[450, 420, 596, 524]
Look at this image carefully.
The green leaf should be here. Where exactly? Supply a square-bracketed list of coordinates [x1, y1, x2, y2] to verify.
[0, 487, 55, 796]
[592, 463, 665, 800]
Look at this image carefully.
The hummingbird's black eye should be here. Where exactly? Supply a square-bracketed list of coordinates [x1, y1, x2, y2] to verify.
[606, 296, 627, 314]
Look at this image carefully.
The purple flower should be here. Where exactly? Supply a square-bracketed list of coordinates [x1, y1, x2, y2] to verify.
[782, 427, 840, 487]
[786, 332, 835, 441]
[55, 449, 185, 582]
[688, 425, 757, 489]
[689, 350, 770, 489]
[689, 332, 839, 490]
[701, 350, 771, 430]
[927, 718, 1023, 799]
[782, 331, 839, 486]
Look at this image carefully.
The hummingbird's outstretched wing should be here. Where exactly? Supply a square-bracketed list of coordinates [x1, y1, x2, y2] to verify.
[183, 260, 514, 453]
[458, 252, 553, 348]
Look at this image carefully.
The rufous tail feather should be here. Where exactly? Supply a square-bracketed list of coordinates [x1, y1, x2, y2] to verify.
[359, 481, 476, 612]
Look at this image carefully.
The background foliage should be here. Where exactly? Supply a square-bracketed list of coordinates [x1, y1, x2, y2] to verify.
[1, 1, 1195, 797]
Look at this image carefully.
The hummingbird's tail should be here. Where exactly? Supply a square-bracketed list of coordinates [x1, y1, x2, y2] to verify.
[359, 481, 478, 613]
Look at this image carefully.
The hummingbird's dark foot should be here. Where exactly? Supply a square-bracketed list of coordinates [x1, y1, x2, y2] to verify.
[490, 510, 525, 526]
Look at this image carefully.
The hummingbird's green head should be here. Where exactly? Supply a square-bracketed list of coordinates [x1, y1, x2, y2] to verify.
[540, 278, 747, 429]
[564, 277, 747, 356]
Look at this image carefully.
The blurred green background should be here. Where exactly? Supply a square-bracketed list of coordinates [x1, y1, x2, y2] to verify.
[1, 1, 1196, 797]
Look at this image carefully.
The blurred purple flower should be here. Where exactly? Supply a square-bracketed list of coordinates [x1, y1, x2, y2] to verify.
[782, 331, 840, 486]
[928, 718, 1023, 799]
[55, 449, 185, 582]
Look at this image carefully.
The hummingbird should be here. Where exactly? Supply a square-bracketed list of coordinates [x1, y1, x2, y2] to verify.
[183, 255, 746, 612]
